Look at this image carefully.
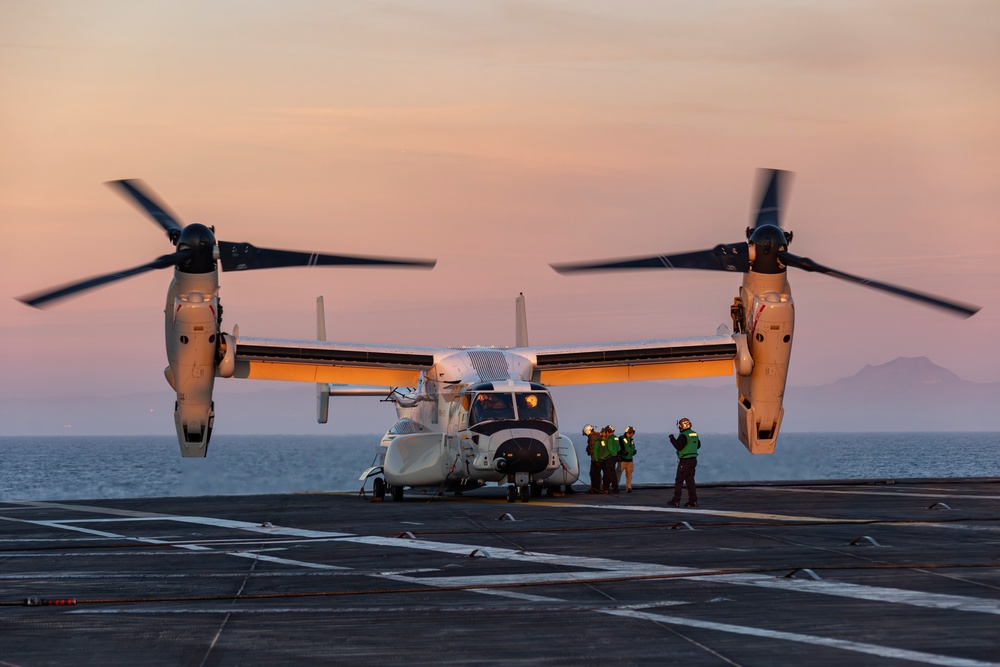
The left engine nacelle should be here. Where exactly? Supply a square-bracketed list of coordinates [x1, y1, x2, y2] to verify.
[171, 292, 218, 457]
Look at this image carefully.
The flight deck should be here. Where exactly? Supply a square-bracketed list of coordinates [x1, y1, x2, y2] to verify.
[2, 479, 999, 666]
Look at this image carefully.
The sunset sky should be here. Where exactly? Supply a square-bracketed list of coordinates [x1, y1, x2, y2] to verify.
[2, 1, 998, 435]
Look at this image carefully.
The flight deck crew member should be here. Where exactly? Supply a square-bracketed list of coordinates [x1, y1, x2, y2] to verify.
[596, 425, 620, 494]
[668, 417, 700, 507]
[584, 425, 602, 494]
[617, 426, 637, 494]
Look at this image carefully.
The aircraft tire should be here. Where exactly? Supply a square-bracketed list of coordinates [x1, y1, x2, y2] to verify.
[519, 486, 531, 503]
[391, 485, 404, 502]
[506, 486, 516, 503]
[373, 477, 386, 500]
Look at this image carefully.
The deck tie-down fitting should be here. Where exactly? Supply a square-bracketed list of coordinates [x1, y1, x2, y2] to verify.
[785, 568, 822, 581]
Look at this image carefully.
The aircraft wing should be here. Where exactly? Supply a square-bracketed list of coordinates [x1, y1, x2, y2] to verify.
[231, 336, 439, 387]
[517, 335, 737, 386]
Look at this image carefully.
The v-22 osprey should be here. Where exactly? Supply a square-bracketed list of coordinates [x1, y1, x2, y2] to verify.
[19, 170, 979, 503]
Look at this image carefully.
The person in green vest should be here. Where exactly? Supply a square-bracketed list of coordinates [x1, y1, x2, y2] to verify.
[596, 425, 621, 494]
[667, 417, 700, 507]
[617, 426, 637, 494]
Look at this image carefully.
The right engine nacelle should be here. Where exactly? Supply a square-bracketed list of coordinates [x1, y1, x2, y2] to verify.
[737, 291, 794, 454]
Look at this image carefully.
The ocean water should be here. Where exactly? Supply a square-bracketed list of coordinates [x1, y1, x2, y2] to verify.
[1, 432, 997, 502]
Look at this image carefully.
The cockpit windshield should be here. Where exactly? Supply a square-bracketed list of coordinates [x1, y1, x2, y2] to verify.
[470, 393, 514, 424]
[516, 392, 554, 421]
[469, 391, 554, 426]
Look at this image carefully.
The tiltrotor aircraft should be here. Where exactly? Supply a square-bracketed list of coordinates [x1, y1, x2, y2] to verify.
[20, 171, 979, 502]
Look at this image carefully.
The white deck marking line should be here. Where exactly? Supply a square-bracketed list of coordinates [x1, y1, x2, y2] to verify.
[755, 487, 1000, 500]
[6, 501, 351, 538]
[224, 552, 350, 570]
[15, 518, 354, 569]
[704, 573, 1000, 615]
[604, 608, 1000, 667]
[26, 520, 214, 551]
[468, 589, 564, 602]
[8, 503, 1000, 618]
[341, 534, 696, 573]
[550, 501, 863, 522]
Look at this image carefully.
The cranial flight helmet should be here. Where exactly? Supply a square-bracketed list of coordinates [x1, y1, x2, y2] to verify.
[582, 424, 595, 435]
[678, 417, 692, 431]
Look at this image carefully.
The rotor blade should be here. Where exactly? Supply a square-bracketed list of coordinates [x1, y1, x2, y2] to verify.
[17, 250, 192, 308]
[780, 251, 980, 318]
[551, 243, 750, 274]
[752, 169, 791, 230]
[106, 179, 184, 244]
[217, 241, 437, 272]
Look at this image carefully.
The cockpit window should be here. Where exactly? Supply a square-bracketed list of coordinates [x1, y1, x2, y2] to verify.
[516, 392, 554, 421]
[470, 392, 515, 425]
[468, 391, 555, 426]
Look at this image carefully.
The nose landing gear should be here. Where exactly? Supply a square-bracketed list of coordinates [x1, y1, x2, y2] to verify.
[506, 471, 533, 503]
[505, 484, 533, 503]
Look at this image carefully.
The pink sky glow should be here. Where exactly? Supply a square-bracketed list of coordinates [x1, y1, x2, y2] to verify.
[1, 1, 998, 435]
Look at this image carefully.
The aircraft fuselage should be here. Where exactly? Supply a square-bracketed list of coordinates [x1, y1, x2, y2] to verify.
[371, 350, 580, 500]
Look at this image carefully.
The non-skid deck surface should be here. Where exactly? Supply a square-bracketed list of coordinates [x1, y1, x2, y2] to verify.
[2, 479, 999, 666]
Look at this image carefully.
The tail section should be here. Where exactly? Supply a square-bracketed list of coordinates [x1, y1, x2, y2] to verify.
[314, 296, 396, 424]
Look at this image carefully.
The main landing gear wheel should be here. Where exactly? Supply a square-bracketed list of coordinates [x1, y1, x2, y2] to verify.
[391, 485, 404, 502]
[518, 485, 531, 503]
[506, 485, 517, 503]
[372, 477, 386, 500]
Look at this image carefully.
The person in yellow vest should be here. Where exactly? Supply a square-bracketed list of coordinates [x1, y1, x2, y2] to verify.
[667, 417, 700, 507]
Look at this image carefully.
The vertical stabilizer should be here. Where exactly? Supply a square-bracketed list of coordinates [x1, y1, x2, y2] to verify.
[515, 292, 529, 347]
[316, 296, 327, 341]
[316, 296, 330, 423]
